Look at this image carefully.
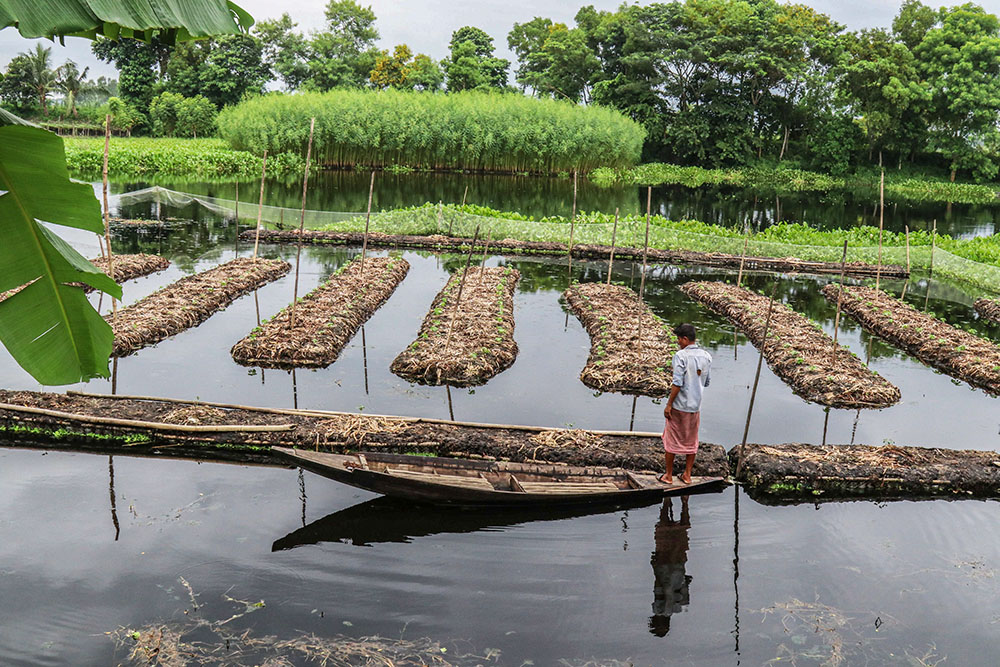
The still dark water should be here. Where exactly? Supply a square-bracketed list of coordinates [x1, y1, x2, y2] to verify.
[113, 170, 1000, 239]
[2, 192, 1000, 665]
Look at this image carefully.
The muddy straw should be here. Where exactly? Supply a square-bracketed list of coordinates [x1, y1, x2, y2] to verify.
[876, 170, 885, 291]
[636, 187, 652, 356]
[974, 298, 1000, 324]
[359, 170, 375, 280]
[831, 239, 848, 354]
[443, 225, 481, 351]
[290, 117, 316, 330]
[606, 207, 619, 285]
[252, 150, 268, 259]
[736, 282, 778, 477]
[102, 114, 116, 320]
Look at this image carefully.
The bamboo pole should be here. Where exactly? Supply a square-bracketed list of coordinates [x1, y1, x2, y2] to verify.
[635, 187, 652, 356]
[462, 185, 469, 207]
[606, 207, 619, 285]
[290, 117, 316, 330]
[252, 150, 268, 260]
[735, 282, 778, 478]
[443, 225, 480, 351]
[65, 390, 664, 437]
[235, 180, 239, 223]
[568, 169, 578, 272]
[876, 169, 885, 291]
[102, 114, 116, 321]
[478, 229, 493, 284]
[359, 170, 375, 280]
[736, 223, 750, 288]
[905, 225, 911, 274]
[831, 239, 848, 355]
[929, 219, 937, 277]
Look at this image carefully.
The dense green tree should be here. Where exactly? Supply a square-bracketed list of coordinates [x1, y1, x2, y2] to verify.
[176, 95, 216, 137]
[892, 0, 937, 50]
[92, 38, 160, 109]
[509, 19, 598, 102]
[166, 35, 268, 108]
[407, 54, 444, 91]
[305, 0, 380, 90]
[254, 13, 310, 90]
[149, 90, 183, 136]
[54, 60, 88, 116]
[915, 3, 1000, 181]
[106, 96, 144, 135]
[443, 26, 509, 91]
[370, 44, 414, 89]
[0, 55, 37, 114]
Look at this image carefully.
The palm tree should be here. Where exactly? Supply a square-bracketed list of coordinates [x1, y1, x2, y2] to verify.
[55, 60, 89, 117]
[23, 43, 56, 115]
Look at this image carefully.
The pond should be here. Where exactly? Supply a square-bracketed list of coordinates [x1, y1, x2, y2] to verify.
[1, 197, 999, 665]
[109, 171, 1000, 239]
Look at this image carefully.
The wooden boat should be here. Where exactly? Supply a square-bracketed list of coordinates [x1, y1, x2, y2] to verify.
[272, 447, 726, 507]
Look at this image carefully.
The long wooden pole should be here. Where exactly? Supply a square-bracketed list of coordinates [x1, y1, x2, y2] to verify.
[252, 150, 268, 259]
[831, 239, 848, 354]
[234, 180, 239, 223]
[290, 117, 316, 330]
[606, 207, 619, 285]
[736, 223, 750, 288]
[462, 185, 469, 207]
[102, 114, 116, 320]
[736, 282, 778, 478]
[904, 225, 911, 274]
[478, 229, 493, 284]
[568, 169, 578, 271]
[876, 169, 885, 291]
[443, 225, 481, 351]
[929, 219, 937, 277]
[359, 170, 375, 279]
[636, 187, 652, 357]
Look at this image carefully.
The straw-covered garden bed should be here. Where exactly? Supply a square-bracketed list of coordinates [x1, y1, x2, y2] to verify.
[682, 281, 901, 408]
[110, 257, 290, 357]
[0, 389, 729, 476]
[974, 298, 1000, 325]
[732, 442, 1000, 501]
[563, 283, 677, 396]
[0, 253, 169, 302]
[822, 285, 1000, 395]
[244, 229, 907, 278]
[231, 255, 409, 368]
[391, 266, 520, 386]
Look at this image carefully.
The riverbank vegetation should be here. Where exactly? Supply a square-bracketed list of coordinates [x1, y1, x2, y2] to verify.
[217, 89, 644, 173]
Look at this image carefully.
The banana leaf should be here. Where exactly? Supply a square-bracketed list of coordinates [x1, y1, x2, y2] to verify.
[0, 119, 122, 385]
[0, 0, 252, 43]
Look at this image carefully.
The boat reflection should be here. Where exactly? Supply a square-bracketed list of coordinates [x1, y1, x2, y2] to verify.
[272, 495, 659, 550]
[649, 495, 692, 637]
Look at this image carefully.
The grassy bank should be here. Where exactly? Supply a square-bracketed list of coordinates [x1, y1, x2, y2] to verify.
[217, 89, 645, 173]
[64, 137, 307, 178]
[590, 163, 1000, 205]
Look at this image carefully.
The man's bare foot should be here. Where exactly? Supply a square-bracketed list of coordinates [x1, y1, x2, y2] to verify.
[680, 474, 692, 484]
[658, 473, 672, 485]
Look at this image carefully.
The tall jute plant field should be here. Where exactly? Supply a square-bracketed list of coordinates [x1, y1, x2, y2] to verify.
[217, 90, 645, 173]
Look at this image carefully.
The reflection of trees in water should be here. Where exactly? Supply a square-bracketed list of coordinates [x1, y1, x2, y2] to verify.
[649, 495, 692, 637]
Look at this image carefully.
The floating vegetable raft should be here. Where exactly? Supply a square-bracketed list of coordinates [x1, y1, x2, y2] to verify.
[0, 389, 729, 476]
[682, 282, 900, 409]
[974, 298, 1000, 325]
[821, 285, 1000, 395]
[110, 257, 290, 357]
[391, 266, 520, 387]
[231, 255, 409, 368]
[733, 443, 1000, 501]
[0, 253, 169, 302]
[563, 283, 677, 397]
[244, 230, 907, 278]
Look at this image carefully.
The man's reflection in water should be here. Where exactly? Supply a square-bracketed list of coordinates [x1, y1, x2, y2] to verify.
[649, 495, 691, 637]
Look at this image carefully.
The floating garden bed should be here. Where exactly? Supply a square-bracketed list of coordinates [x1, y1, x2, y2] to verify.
[231, 255, 409, 368]
[821, 285, 1000, 395]
[564, 283, 677, 397]
[110, 257, 290, 357]
[390, 266, 520, 387]
[0, 253, 169, 302]
[244, 229, 907, 279]
[974, 298, 1000, 325]
[681, 282, 900, 409]
[732, 443, 1000, 502]
[0, 390, 729, 476]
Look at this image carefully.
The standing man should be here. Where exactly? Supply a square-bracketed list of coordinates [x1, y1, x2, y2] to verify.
[660, 323, 712, 485]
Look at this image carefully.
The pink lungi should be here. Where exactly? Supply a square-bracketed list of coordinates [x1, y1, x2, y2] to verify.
[662, 410, 700, 455]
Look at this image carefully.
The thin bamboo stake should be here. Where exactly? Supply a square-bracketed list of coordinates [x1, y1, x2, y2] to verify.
[461, 185, 468, 207]
[359, 170, 375, 280]
[606, 207, 619, 285]
[905, 225, 911, 274]
[290, 117, 316, 330]
[736, 223, 750, 288]
[478, 229, 493, 284]
[102, 114, 116, 320]
[735, 282, 778, 478]
[929, 219, 937, 277]
[252, 150, 268, 259]
[831, 239, 848, 355]
[568, 169, 578, 271]
[876, 169, 885, 291]
[636, 187, 652, 356]
[66, 390, 665, 437]
[443, 225, 480, 351]
[235, 180, 239, 223]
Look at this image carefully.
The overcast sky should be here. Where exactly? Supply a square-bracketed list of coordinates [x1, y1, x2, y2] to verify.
[1, 0, 997, 80]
